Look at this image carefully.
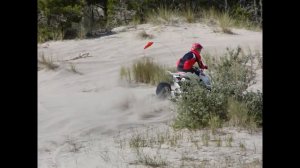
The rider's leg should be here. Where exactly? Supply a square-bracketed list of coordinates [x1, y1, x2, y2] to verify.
[177, 67, 194, 73]
[192, 67, 201, 76]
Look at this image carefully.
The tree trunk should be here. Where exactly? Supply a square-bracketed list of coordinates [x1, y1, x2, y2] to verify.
[103, 0, 108, 22]
[254, 0, 258, 23]
[61, 24, 64, 40]
[259, 0, 262, 25]
[239, 0, 245, 7]
[91, 5, 94, 30]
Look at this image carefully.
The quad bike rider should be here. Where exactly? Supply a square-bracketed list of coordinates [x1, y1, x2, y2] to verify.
[176, 43, 208, 77]
[156, 43, 211, 99]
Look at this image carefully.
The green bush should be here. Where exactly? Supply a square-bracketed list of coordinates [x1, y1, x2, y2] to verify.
[212, 47, 255, 99]
[173, 83, 228, 129]
[173, 47, 262, 129]
[239, 91, 263, 125]
[227, 97, 250, 127]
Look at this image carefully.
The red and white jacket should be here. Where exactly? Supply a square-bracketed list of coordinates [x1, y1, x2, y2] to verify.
[176, 50, 206, 70]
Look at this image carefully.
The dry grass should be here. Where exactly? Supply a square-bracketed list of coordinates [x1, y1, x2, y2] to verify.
[118, 125, 261, 168]
[69, 62, 82, 74]
[120, 57, 171, 85]
[225, 134, 233, 147]
[216, 136, 222, 147]
[208, 115, 222, 134]
[183, 8, 195, 23]
[228, 98, 249, 127]
[120, 66, 132, 83]
[65, 137, 83, 153]
[146, 6, 184, 25]
[203, 9, 234, 34]
[202, 8, 261, 32]
[137, 30, 154, 39]
[239, 141, 246, 151]
[219, 12, 235, 34]
[145, 6, 200, 25]
[98, 150, 111, 162]
[129, 128, 183, 150]
[38, 53, 59, 70]
[244, 159, 262, 168]
[133, 150, 167, 167]
[201, 131, 210, 147]
[129, 134, 148, 148]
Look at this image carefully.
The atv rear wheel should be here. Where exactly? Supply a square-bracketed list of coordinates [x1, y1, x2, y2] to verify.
[156, 82, 171, 99]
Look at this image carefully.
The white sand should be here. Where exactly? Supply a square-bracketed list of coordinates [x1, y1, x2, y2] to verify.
[38, 23, 262, 168]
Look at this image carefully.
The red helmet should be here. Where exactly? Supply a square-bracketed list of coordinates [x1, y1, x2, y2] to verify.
[191, 43, 203, 51]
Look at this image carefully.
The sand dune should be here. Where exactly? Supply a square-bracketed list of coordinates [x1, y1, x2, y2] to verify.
[38, 23, 262, 168]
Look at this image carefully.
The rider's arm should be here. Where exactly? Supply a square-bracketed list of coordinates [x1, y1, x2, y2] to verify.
[195, 53, 207, 69]
[197, 60, 203, 68]
[198, 59, 206, 69]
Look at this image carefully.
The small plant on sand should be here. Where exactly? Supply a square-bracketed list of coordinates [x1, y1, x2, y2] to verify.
[225, 134, 233, 147]
[209, 115, 222, 134]
[99, 149, 110, 162]
[227, 98, 249, 127]
[120, 66, 132, 82]
[69, 62, 82, 74]
[132, 57, 170, 85]
[239, 141, 246, 151]
[65, 137, 83, 153]
[202, 7, 260, 32]
[120, 57, 171, 85]
[216, 136, 222, 147]
[135, 150, 167, 167]
[219, 12, 234, 34]
[181, 151, 197, 163]
[168, 132, 182, 147]
[183, 8, 195, 23]
[202, 131, 210, 147]
[224, 156, 234, 167]
[129, 134, 147, 149]
[191, 136, 200, 149]
[146, 5, 182, 25]
[253, 142, 257, 154]
[38, 53, 59, 70]
[202, 8, 234, 34]
[113, 131, 126, 149]
[156, 132, 166, 146]
[137, 30, 154, 39]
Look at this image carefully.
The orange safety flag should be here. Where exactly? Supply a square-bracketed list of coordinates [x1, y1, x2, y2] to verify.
[144, 41, 153, 49]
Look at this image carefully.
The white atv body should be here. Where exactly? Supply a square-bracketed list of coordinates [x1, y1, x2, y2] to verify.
[156, 67, 211, 99]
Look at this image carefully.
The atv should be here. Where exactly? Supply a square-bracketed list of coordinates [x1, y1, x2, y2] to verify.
[156, 67, 211, 99]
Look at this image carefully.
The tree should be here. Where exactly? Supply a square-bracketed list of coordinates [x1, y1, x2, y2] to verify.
[38, 0, 85, 39]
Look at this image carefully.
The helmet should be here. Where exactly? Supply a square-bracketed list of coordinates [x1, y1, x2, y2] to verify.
[191, 43, 203, 51]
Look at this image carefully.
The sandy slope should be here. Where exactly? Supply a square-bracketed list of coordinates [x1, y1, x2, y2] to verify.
[38, 23, 262, 168]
